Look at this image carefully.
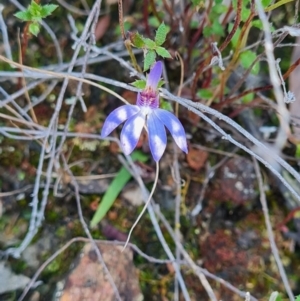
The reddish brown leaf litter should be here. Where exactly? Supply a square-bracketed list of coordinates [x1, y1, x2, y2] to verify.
[59, 243, 143, 301]
[209, 156, 257, 204]
[186, 147, 208, 171]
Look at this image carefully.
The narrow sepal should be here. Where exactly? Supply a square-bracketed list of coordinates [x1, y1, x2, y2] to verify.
[101, 105, 139, 138]
[147, 113, 167, 161]
[146, 61, 163, 90]
[120, 112, 145, 155]
[154, 109, 188, 153]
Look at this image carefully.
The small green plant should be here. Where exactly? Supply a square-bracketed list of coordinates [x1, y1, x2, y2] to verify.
[90, 151, 149, 227]
[14, 0, 58, 36]
[130, 22, 171, 71]
[203, 0, 227, 38]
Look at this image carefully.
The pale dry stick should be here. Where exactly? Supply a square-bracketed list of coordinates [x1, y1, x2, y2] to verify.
[191, 155, 232, 216]
[0, 127, 51, 140]
[191, 144, 241, 157]
[10, 0, 63, 64]
[253, 158, 294, 301]
[277, 42, 300, 48]
[90, 48, 142, 79]
[195, 267, 258, 301]
[275, 58, 295, 103]
[5, 135, 50, 258]
[23, 80, 58, 112]
[18, 237, 187, 301]
[162, 90, 300, 198]
[122, 161, 160, 251]
[0, 69, 138, 98]
[118, 155, 192, 301]
[255, 0, 291, 152]
[4, 1, 104, 258]
[0, 78, 46, 109]
[0, 85, 36, 124]
[61, 155, 123, 301]
[80, 0, 91, 12]
[57, 0, 89, 15]
[0, 185, 33, 198]
[0, 56, 131, 105]
[0, 112, 44, 130]
[0, 4, 13, 62]
[67, 13, 79, 37]
[43, 42, 142, 70]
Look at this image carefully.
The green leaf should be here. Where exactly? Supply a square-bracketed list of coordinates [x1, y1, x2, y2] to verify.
[115, 21, 131, 36]
[228, 23, 241, 48]
[191, 0, 202, 6]
[155, 22, 169, 46]
[40, 4, 58, 18]
[241, 7, 251, 22]
[240, 50, 260, 75]
[275, 293, 282, 301]
[131, 32, 145, 48]
[148, 16, 161, 27]
[242, 92, 254, 103]
[157, 79, 165, 88]
[160, 100, 173, 112]
[203, 26, 213, 38]
[251, 19, 263, 30]
[29, 23, 40, 36]
[29, 0, 41, 15]
[90, 168, 130, 227]
[261, 0, 272, 7]
[296, 145, 300, 159]
[197, 89, 213, 100]
[143, 38, 157, 49]
[90, 151, 148, 227]
[132, 79, 146, 89]
[14, 10, 32, 21]
[211, 19, 224, 36]
[144, 50, 156, 71]
[156, 46, 172, 58]
[212, 4, 228, 14]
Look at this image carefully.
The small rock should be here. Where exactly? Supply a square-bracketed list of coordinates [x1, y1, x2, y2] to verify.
[57, 243, 143, 301]
[0, 261, 30, 294]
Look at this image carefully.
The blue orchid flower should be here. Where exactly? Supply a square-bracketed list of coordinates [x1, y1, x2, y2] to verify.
[101, 61, 188, 161]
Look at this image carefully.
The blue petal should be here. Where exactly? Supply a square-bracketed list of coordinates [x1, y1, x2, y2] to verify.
[154, 109, 188, 154]
[101, 105, 140, 137]
[121, 112, 145, 155]
[146, 61, 163, 90]
[147, 112, 167, 161]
